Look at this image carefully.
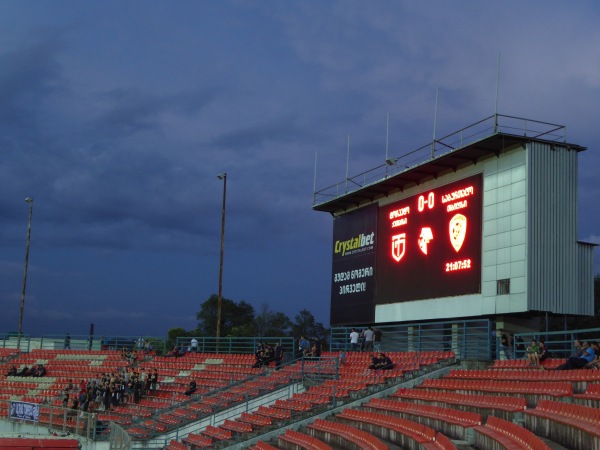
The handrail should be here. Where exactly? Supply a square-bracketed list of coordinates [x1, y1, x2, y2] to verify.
[314, 113, 567, 207]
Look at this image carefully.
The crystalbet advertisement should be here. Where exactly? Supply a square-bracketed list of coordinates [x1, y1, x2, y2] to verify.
[331, 204, 377, 325]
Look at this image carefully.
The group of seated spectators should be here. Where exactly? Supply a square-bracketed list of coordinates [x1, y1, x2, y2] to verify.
[251, 342, 284, 369]
[525, 339, 550, 366]
[165, 345, 186, 358]
[512, 336, 600, 370]
[552, 340, 598, 370]
[184, 380, 197, 396]
[121, 347, 140, 364]
[6, 364, 47, 377]
[298, 336, 322, 359]
[367, 352, 394, 371]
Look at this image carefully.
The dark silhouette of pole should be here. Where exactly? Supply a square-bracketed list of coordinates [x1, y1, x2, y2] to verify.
[216, 173, 227, 344]
[17, 197, 34, 350]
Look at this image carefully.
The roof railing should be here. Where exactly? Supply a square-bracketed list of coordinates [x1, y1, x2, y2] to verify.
[314, 114, 566, 207]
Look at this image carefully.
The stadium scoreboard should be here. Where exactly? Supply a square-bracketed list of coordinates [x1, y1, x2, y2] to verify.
[331, 173, 483, 325]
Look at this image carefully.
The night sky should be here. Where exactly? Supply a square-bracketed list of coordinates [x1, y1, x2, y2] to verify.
[1, 1, 599, 339]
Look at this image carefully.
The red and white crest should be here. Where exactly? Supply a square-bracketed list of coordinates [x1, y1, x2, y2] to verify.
[449, 214, 467, 252]
[391, 233, 406, 262]
[418, 227, 434, 255]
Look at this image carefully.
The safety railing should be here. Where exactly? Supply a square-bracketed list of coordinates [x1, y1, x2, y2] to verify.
[314, 113, 567, 207]
[330, 319, 491, 361]
[1, 399, 100, 440]
[509, 327, 600, 360]
[175, 336, 296, 358]
[0, 334, 167, 354]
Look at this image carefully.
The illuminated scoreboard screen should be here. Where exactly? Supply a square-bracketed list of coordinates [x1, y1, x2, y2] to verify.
[375, 173, 483, 304]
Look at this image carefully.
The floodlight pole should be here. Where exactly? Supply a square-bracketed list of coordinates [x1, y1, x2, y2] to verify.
[17, 197, 34, 350]
[216, 173, 227, 346]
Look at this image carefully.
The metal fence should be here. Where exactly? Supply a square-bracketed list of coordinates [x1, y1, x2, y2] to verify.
[314, 114, 567, 207]
[330, 319, 492, 360]
[175, 336, 296, 359]
[0, 334, 168, 354]
[1, 399, 99, 440]
[510, 327, 600, 360]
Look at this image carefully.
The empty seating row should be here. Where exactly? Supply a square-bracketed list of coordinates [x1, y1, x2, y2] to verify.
[393, 388, 526, 421]
[474, 415, 551, 450]
[421, 378, 572, 395]
[491, 358, 566, 369]
[308, 417, 387, 450]
[525, 399, 600, 450]
[448, 367, 600, 382]
[365, 397, 480, 440]
[336, 408, 437, 450]
[278, 429, 332, 450]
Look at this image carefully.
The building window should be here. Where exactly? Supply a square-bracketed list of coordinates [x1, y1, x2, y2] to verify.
[497, 279, 510, 295]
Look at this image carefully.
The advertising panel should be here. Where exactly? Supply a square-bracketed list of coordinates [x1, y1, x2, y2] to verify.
[376, 173, 483, 303]
[330, 203, 377, 325]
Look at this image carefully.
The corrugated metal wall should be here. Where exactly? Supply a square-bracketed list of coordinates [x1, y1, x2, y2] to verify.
[578, 242, 596, 315]
[527, 142, 593, 315]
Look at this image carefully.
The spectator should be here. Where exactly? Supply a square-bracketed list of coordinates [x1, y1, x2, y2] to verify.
[298, 336, 310, 357]
[554, 341, 596, 370]
[363, 327, 375, 352]
[62, 389, 70, 409]
[78, 380, 87, 405]
[139, 368, 147, 395]
[252, 343, 270, 368]
[587, 342, 600, 369]
[81, 391, 90, 413]
[526, 339, 540, 366]
[374, 353, 394, 371]
[499, 330, 512, 360]
[149, 368, 159, 395]
[274, 343, 283, 369]
[190, 338, 198, 352]
[349, 328, 360, 351]
[6, 365, 17, 376]
[368, 353, 380, 370]
[538, 340, 550, 364]
[373, 328, 383, 352]
[67, 398, 79, 421]
[64, 333, 71, 350]
[338, 351, 347, 365]
[184, 380, 197, 396]
[571, 339, 583, 358]
[165, 346, 180, 358]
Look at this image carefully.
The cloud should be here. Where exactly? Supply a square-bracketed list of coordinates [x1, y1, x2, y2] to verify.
[1, 1, 599, 336]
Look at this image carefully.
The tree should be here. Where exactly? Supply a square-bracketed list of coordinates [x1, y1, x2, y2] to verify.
[196, 295, 257, 337]
[254, 303, 292, 337]
[166, 327, 189, 351]
[290, 309, 328, 343]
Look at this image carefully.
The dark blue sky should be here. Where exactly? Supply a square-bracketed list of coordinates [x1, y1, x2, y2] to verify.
[1, 1, 599, 338]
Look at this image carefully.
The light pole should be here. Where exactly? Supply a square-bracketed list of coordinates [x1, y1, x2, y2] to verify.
[216, 173, 227, 343]
[17, 197, 34, 350]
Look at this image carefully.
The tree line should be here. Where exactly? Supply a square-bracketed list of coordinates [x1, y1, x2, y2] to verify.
[167, 294, 328, 348]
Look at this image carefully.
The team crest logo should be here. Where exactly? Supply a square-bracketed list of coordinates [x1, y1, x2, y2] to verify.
[418, 227, 433, 255]
[391, 233, 406, 262]
[449, 214, 467, 252]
